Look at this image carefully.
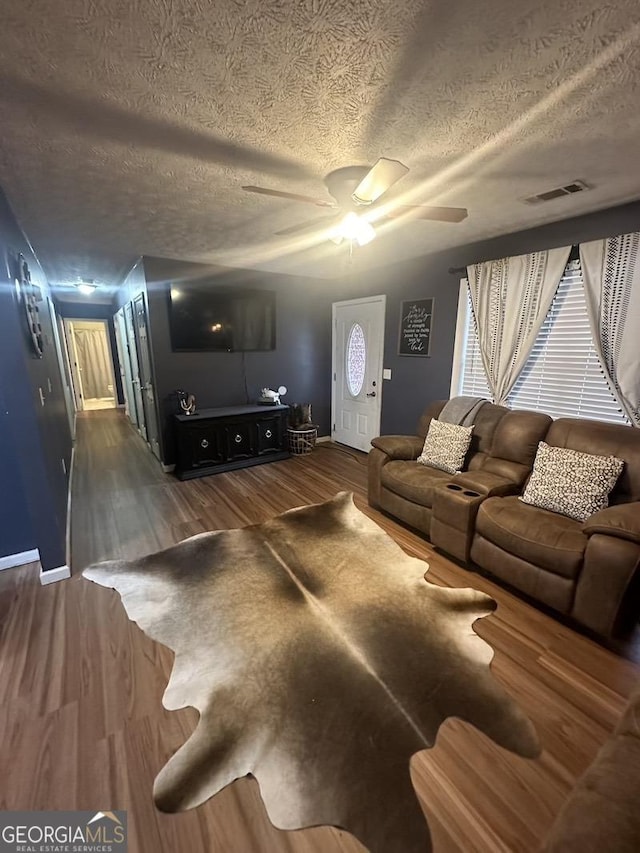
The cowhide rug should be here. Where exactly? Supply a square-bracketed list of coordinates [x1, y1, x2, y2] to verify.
[83, 491, 539, 853]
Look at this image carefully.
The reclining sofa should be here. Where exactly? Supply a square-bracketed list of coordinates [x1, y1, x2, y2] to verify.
[368, 399, 640, 638]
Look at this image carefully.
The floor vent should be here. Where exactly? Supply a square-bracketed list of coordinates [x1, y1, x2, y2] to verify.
[523, 180, 590, 204]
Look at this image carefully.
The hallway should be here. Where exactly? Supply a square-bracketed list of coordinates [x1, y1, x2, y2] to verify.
[1, 409, 639, 853]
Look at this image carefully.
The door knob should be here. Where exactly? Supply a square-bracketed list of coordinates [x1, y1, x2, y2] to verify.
[366, 391, 376, 397]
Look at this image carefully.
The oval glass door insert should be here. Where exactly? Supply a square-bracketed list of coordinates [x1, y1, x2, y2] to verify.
[346, 323, 366, 397]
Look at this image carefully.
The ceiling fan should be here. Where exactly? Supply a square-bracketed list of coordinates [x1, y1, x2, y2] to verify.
[242, 158, 468, 244]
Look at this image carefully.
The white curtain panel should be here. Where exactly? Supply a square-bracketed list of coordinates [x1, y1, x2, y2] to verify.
[75, 327, 113, 399]
[580, 233, 640, 427]
[467, 247, 571, 405]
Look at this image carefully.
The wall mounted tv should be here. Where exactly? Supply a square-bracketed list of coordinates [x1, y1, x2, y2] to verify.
[168, 282, 276, 352]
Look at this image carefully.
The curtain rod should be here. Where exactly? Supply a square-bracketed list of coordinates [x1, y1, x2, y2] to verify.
[448, 245, 579, 277]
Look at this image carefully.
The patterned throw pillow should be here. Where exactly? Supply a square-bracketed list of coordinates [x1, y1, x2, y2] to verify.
[417, 419, 474, 475]
[520, 441, 624, 522]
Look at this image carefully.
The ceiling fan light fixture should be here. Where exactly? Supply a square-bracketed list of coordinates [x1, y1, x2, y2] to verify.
[336, 212, 376, 246]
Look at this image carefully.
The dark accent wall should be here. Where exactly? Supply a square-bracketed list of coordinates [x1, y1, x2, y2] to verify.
[0, 384, 34, 556]
[55, 300, 124, 404]
[142, 257, 334, 464]
[338, 199, 640, 436]
[0, 187, 72, 569]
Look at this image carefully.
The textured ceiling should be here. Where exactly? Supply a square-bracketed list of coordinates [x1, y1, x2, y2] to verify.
[1, 0, 640, 291]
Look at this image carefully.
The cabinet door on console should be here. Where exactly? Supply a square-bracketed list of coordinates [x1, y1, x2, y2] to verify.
[256, 415, 285, 456]
[224, 420, 255, 460]
[185, 425, 224, 468]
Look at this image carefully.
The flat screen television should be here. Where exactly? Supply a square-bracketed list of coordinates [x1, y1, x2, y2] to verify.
[168, 282, 276, 352]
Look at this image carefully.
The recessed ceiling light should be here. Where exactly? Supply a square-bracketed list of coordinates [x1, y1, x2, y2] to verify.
[75, 278, 97, 295]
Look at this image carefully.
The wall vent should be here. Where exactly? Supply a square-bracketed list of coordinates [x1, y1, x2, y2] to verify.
[523, 180, 591, 205]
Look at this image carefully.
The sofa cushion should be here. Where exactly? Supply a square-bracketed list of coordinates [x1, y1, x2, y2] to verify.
[546, 418, 640, 503]
[380, 460, 450, 506]
[417, 419, 473, 474]
[475, 496, 588, 579]
[520, 442, 624, 522]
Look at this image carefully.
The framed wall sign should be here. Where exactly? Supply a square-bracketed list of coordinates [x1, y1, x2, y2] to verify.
[398, 298, 433, 357]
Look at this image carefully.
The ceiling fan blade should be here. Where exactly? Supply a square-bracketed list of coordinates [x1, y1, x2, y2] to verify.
[274, 215, 339, 236]
[382, 205, 468, 223]
[352, 158, 409, 205]
[242, 185, 336, 208]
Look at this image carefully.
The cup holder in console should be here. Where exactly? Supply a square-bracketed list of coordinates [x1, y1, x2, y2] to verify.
[446, 484, 463, 491]
[463, 490, 481, 497]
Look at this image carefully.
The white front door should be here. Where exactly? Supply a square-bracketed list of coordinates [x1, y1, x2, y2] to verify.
[332, 296, 386, 452]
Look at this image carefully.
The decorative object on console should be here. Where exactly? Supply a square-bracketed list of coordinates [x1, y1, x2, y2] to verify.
[417, 418, 474, 474]
[520, 441, 624, 522]
[259, 385, 287, 405]
[83, 492, 539, 853]
[176, 389, 197, 415]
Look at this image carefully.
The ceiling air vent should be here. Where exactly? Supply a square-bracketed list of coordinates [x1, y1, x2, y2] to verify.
[523, 180, 590, 205]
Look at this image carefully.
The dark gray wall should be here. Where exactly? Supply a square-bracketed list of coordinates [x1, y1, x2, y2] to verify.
[142, 257, 334, 464]
[340, 199, 640, 436]
[0, 384, 34, 556]
[0, 187, 72, 569]
[55, 299, 124, 404]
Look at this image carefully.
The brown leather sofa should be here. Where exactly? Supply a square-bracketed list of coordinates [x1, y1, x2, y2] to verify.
[471, 416, 640, 637]
[368, 400, 551, 539]
[368, 401, 640, 637]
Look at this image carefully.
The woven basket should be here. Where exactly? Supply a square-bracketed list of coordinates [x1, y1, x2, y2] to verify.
[287, 426, 318, 455]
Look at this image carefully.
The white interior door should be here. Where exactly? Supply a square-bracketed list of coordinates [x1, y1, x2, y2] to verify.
[124, 302, 147, 440]
[133, 294, 161, 459]
[48, 302, 76, 437]
[114, 308, 137, 424]
[332, 295, 385, 452]
[63, 319, 85, 411]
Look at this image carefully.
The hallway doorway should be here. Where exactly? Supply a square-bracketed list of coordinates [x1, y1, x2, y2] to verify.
[63, 319, 117, 411]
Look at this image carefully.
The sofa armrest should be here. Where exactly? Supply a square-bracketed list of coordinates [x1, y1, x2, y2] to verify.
[451, 470, 521, 497]
[582, 503, 640, 544]
[370, 435, 424, 461]
[573, 533, 640, 637]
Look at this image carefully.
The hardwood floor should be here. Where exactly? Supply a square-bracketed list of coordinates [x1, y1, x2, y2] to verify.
[1, 408, 639, 852]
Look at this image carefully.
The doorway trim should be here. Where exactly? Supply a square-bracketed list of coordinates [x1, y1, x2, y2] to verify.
[63, 318, 118, 411]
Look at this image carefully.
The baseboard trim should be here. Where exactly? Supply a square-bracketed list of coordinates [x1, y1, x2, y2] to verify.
[316, 435, 332, 444]
[0, 548, 40, 571]
[162, 463, 175, 473]
[40, 564, 71, 585]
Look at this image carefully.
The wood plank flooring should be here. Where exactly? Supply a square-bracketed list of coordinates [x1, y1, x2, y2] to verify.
[1, 408, 639, 853]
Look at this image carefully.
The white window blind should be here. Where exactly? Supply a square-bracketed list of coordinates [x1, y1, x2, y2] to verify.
[458, 260, 630, 425]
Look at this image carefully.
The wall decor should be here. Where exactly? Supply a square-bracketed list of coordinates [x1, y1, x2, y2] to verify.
[398, 298, 434, 357]
[16, 253, 44, 358]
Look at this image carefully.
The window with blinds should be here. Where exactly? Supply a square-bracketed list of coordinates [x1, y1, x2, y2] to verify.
[458, 260, 630, 425]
